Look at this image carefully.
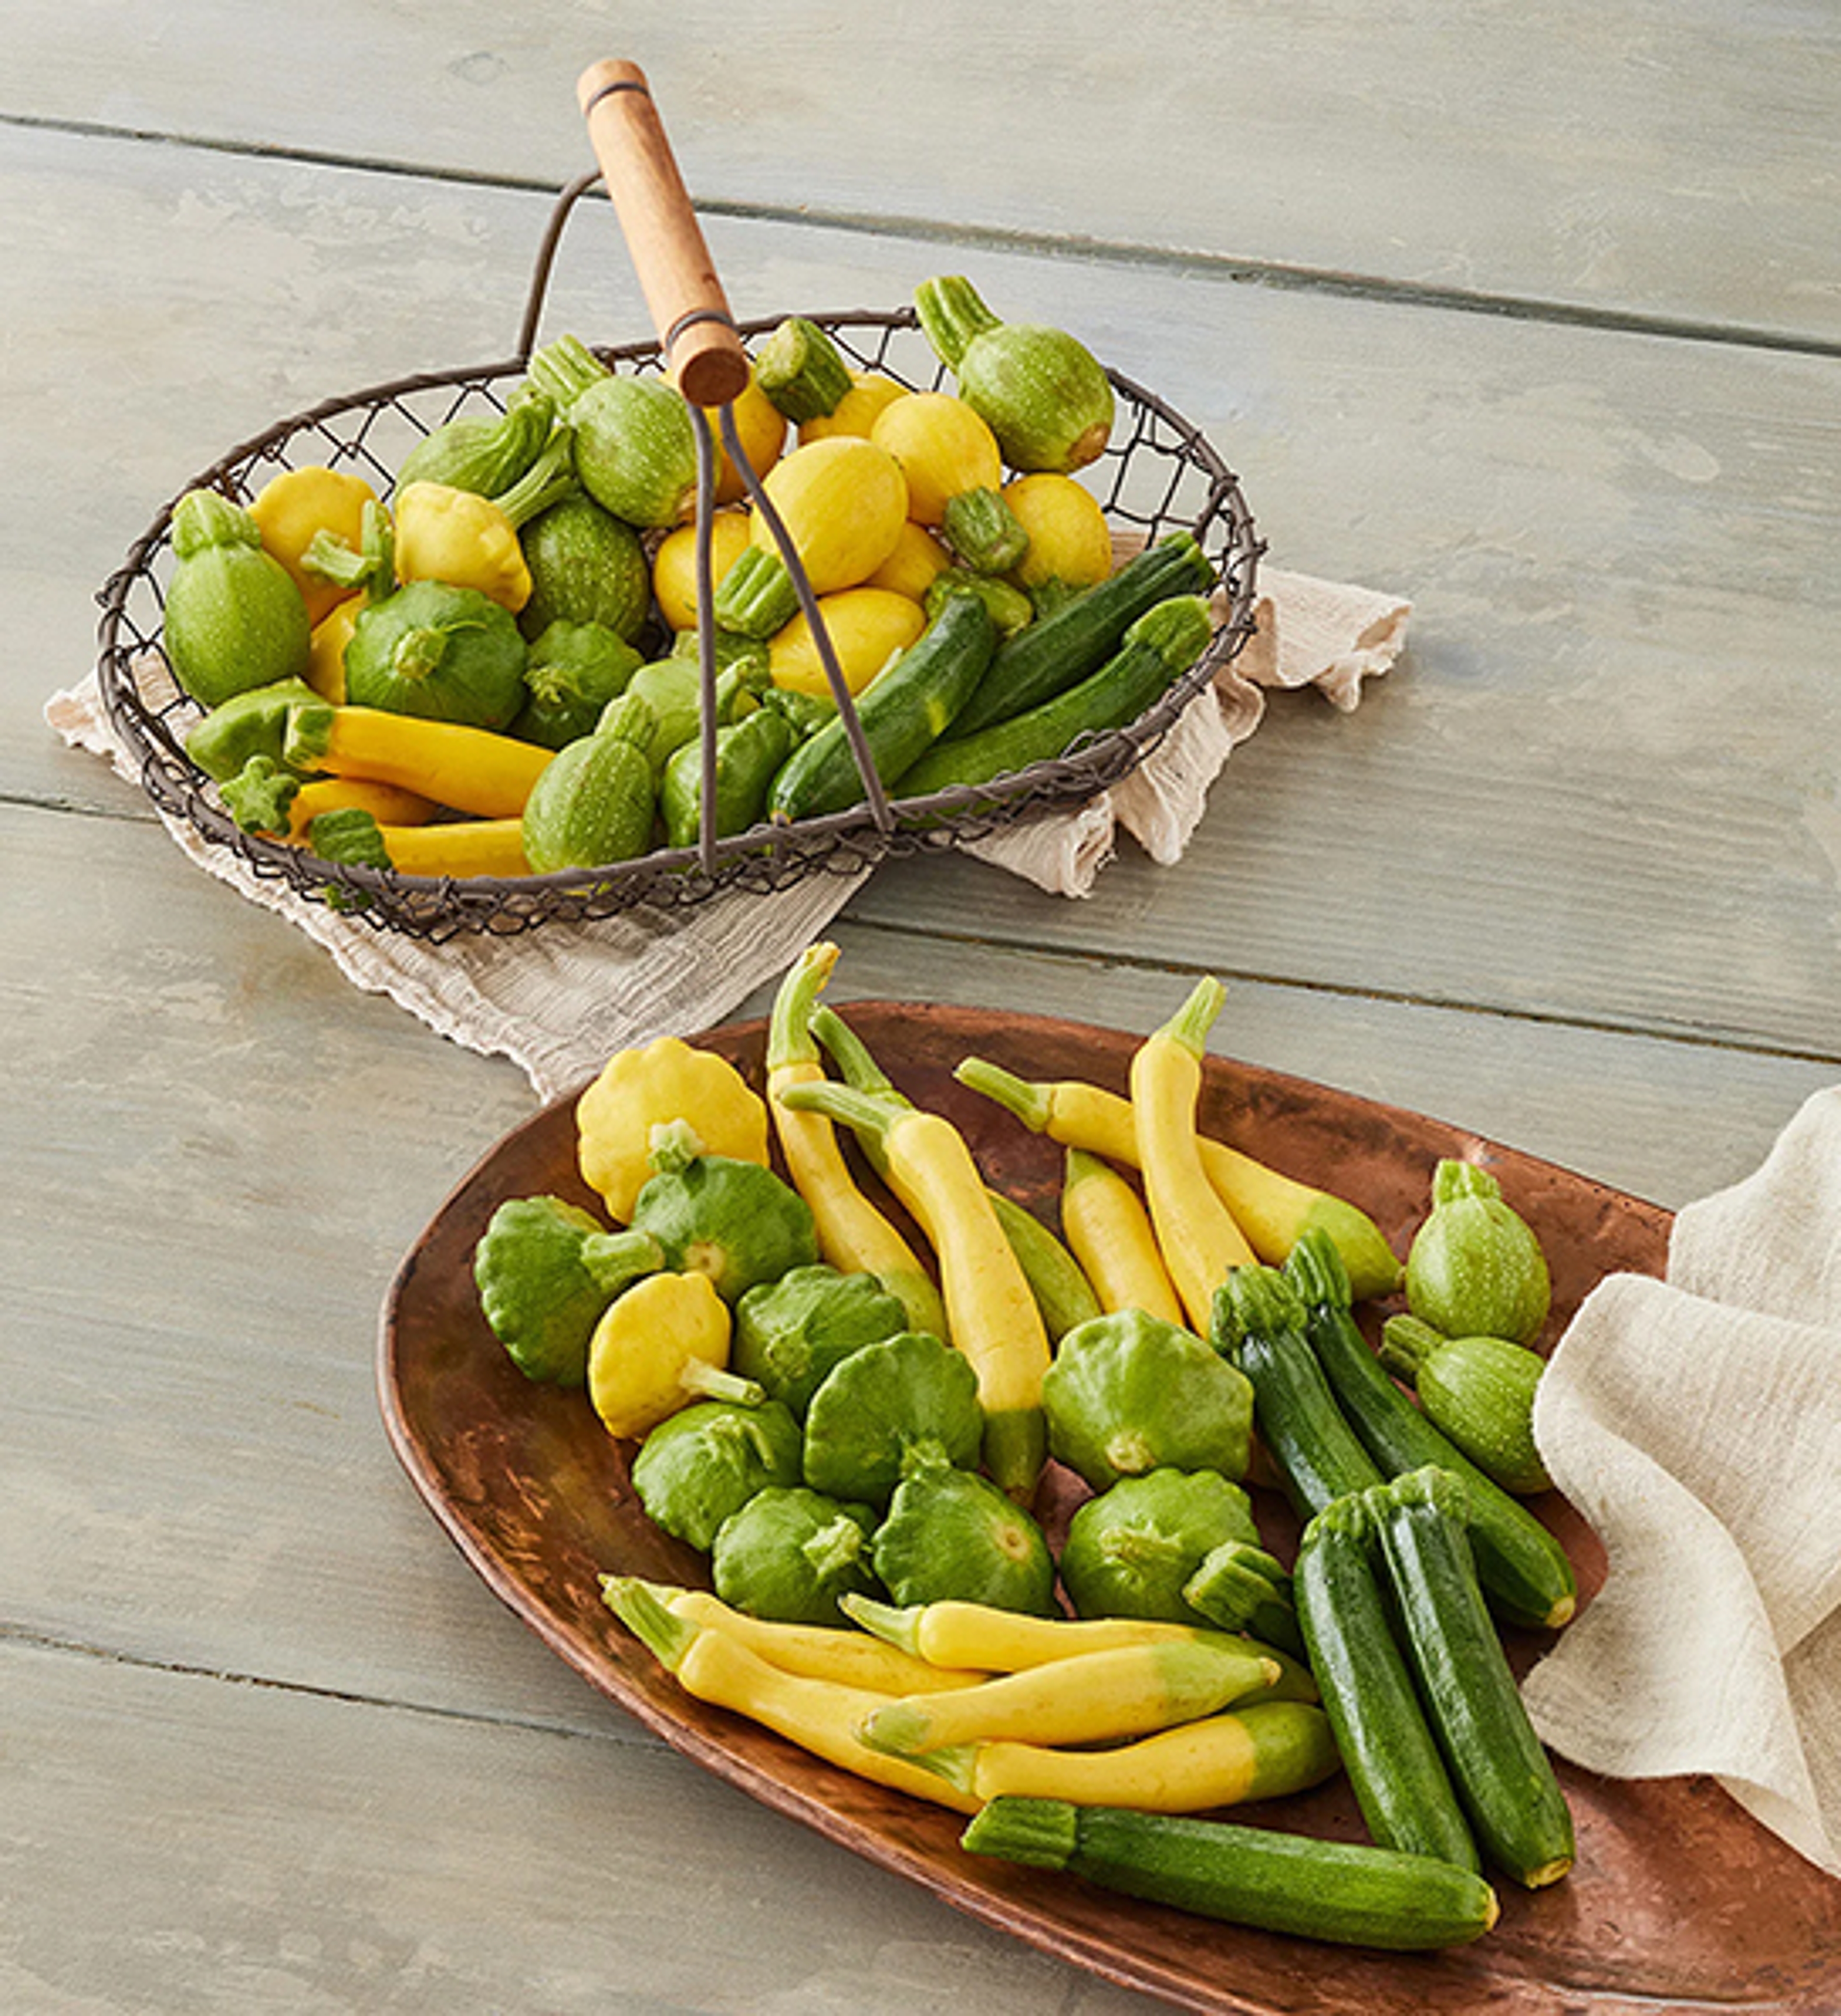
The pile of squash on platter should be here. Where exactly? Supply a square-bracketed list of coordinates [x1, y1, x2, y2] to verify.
[160, 276, 1222, 891]
[472, 941, 1580, 1955]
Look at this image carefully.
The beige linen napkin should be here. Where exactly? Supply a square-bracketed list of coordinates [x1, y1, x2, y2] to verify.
[1525, 1085, 1841, 1878]
[48, 565, 1407, 1097]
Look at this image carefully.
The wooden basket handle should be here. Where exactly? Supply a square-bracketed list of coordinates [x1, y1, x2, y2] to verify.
[576, 59, 750, 408]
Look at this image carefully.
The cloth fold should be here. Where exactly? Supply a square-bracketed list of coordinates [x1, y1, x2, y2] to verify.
[1526, 1085, 1841, 1878]
[49, 564, 1408, 1097]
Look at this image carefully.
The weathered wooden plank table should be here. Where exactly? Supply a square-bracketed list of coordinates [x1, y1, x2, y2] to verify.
[4, 7, 1839, 2010]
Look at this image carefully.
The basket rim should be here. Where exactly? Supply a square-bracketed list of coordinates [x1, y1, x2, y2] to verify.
[94, 308, 1263, 932]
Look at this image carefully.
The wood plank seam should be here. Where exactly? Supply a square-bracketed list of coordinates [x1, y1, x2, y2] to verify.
[5, 109, 1838, 362]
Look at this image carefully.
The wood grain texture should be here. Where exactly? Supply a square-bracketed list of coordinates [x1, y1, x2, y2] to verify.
[15, 131, 1841, 1069]
[8, 0, 1840, 343]
[0, 1639, 1145, 2016]
[7, 13, 1841, 2007]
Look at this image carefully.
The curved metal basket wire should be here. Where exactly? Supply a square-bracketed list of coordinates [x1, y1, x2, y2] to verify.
[93, 177, 1262, 941]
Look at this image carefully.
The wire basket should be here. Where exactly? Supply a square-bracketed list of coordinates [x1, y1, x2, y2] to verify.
[94, 172, 1261, 942]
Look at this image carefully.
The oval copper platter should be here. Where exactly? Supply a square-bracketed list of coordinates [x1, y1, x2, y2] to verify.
[379, 1002, 1841, 2014]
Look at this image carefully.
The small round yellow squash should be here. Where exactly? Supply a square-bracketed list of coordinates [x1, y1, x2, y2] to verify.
[866, 521, 954, 603]
[871, 392, 1004, 527]
[748, 436, 910, 596]
[652, 510, 754, 631]
[769, 587, 927, 698]
[1003, 474, 1115, 594]
[702, 370, 789, 505]
[576, 1035, 769, 1223]
[799, 371, 908, 445]
[587, 1271, 733, 1440]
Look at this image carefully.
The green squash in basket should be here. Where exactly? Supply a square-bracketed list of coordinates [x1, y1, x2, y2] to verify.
[519, 692, 659, 873]
[163, 489, 313, 708]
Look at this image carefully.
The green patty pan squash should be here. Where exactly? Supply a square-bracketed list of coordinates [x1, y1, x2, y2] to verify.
[472, 1194, 664, 1385]
[631, 1397, 804, 1553]
[871, 1463, 1057, 1616]
[629, 1118, 821, 1305]
[802, 1329, 984, 1507]
[732, 1265, 912, 1420]
[1060, 1468, 1263, 1626]
[711, 1485, 881, 1625]
[1042, 1308, 1255, 1493]
[341, 578, 527, 730]
[510, 618, 643, 750]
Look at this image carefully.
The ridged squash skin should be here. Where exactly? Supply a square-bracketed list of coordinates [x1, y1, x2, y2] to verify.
[518, 494, 651, 644]
[519, 732, 654, 873]
[568, 374, 699, 530]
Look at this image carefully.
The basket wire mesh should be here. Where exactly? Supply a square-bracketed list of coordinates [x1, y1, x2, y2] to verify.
[94, 173, 1262, 942]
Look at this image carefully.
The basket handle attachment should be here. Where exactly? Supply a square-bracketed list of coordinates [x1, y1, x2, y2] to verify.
[575, 59, 895, 869]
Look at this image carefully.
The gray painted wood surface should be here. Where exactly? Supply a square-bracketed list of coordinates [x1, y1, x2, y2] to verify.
[10, 1, 1841, 344]
[5, 7, 1840, 2010]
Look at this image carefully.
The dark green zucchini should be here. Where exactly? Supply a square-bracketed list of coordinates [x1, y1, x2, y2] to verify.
[960, 1797, 1500, 1951]
[660, 705, 795, 850]
[1284, 1229, 1576, 1630]
[897, 594, 1212, 800]
[1210, 1267, 1385, 1518]
[765, 591, 997, 822]
[1364, 1467, 1576, 1889]
[1294, 1494, 1479, 1871]
[947, 530, 1214, 737]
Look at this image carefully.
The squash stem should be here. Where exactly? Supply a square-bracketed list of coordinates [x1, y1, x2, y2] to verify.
[775, 1078, 903, 1147]
[524, 332, 610, 413]
[492, 431, 579, 529]
[837, 1593, 926, 1659]
[1376, 1314, 1444, 1383]
[1157, 976, 1228, 1059]
[960, 1795, 1081, 1869]
[579, 1228, 664, 1301]
[810, 1006, 907, 1103]
[390, 626, 450, 684]
[914, 275, 1002, 372]
[1284, 1227, 1353, 1311]
[600, 1575, 699, 1671]
[952, 1056, 1052, 1134]
[767, 941, 840, 1074]
[1431, 1159, 1503, 1206]
[807, 1008, 902, 1182]
[678, 1360, 765, 1409]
